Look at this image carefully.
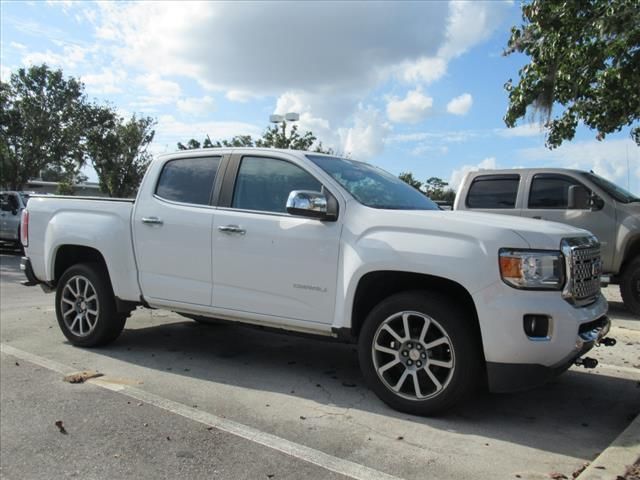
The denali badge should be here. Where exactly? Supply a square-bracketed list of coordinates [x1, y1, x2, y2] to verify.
[293, 283, 327, 293]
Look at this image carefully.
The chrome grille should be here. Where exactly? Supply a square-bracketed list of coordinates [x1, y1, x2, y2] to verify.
[561, 237, 601, 306]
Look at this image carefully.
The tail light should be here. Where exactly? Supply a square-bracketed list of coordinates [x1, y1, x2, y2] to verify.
[21, 209, 29, 247]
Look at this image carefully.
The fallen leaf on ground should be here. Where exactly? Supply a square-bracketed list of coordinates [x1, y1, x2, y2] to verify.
[55, 420, 67, 434]
[572, 463, 588, 478]
[63, 371, 103, 384]
[549, 473, 567, 479]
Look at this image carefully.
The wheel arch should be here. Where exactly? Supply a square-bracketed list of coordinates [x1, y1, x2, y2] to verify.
[350, 270, 484, 357]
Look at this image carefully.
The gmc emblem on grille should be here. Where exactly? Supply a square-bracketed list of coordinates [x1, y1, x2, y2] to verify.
[592, 259, 602, 277]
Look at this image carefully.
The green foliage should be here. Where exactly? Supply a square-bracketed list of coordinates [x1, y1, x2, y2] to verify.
[398, 172, 423, 191]
[177, 121, 333, 153]
[56, 180, 75, 196]
[424, 177, 448, 198]
[85, 106, 156, 198]
[0, 65, 88, 189]
[504, 0, 640, 148]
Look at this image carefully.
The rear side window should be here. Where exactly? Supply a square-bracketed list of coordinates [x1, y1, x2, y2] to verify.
[528, 175, 581, 209]
[232, 156, 321, 214]
[466, 176, 519, 209]
[156, 156, 221, 205]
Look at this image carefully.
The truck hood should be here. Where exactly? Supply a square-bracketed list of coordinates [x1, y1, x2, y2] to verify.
[357, 208, 591, 250]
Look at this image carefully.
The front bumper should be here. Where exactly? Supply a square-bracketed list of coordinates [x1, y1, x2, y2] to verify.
[487, 315, 610, 392]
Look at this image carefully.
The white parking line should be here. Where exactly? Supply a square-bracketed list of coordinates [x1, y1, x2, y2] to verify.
[0, 343, 402, 480]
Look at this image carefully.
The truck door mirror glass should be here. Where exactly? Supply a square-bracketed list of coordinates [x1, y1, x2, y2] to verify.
[286, 190, 334, 220]
[567, 185, 590, 210]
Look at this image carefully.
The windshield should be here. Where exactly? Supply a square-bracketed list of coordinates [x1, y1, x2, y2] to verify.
[307, 155, 439, 210]
[582, 172, 639, 203]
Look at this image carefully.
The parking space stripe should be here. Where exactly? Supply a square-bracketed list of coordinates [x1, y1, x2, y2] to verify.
[1, 343, 403, 480]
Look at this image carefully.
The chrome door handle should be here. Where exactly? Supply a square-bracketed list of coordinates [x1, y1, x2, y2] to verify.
[218, 225, 246, 235]
[141, 216, 163, 225]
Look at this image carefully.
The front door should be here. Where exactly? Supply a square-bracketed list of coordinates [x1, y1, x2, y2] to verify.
[132, 155, 222, 305]
[211, 155, 341, 325]
[522, 173, 617, 270]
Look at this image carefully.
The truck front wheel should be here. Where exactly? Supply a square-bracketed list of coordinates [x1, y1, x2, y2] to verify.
[620, 256, 640, 316]
[55, 263, 126, 347]
[358, 291, 482, 415]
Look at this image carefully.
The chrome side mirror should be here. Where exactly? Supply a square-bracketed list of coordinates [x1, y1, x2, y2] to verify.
[286, 190, 330, 219]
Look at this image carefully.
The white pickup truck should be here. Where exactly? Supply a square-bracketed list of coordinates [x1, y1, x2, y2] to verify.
[20, 149, 614, 415]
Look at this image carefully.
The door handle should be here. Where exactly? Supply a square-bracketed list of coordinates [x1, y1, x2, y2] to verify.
[141, 216, 163, 225]
[218, 225, 246, 235]
[532, 216, 543, 219]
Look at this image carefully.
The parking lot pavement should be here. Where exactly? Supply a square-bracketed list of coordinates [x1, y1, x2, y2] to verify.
[1, 250, 639, 480]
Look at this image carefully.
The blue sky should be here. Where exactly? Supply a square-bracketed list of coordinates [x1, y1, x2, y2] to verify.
[1, 0, 638, 193]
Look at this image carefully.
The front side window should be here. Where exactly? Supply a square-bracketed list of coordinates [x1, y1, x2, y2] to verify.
[156, 156, 221, 205]
[232, 156, 321, 214]
[528, 175, 581, 209]
[307, 155, 438, 210]
[467, 176, 519, 209]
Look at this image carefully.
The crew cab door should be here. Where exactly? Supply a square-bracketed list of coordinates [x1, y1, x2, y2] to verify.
[132, 155, 223, 305]
[462, 174, 523, 215]
[521, 173, 616, 270]
[211, 154, 341, 325]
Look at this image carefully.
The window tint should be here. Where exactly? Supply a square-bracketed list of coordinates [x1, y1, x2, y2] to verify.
[156, 156, 220, 205]
[528, 175, 580, 209]
[232, 156, 321, 213]
[467, 176, 519, 209]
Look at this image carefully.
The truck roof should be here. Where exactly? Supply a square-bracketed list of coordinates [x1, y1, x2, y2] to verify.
[465, 167, 588, 177]
[156, 147, 339, 160]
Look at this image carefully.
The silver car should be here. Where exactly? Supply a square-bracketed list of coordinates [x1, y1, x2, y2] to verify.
[0, 191, 30, 249]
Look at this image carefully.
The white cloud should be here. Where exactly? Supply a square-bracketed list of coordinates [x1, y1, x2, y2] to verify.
[22, 43, 90, 70]
[449, 157, 498, 189]
[340, 105, 391, 159]
[225, 90, 255, 103]
[438, 1, 511, 59]
[399, 57, 447, 85]
[176, 96, 215, 116]
[92, 2, 452, 94]
[153, 115, 262, 152]
[496, 123, 546, 138]
[387, 89, 434, 124]
[446, 93, 473, 116]
[82, 68, 126, 94]
[130, 73, 182, 106]
[1, 65, 11, 82]
[518, 138, 640, 194]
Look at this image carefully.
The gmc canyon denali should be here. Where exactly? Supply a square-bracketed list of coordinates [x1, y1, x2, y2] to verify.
[20, 149, 613, 414]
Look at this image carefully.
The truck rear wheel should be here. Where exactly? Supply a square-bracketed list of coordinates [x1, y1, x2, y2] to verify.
[358, 291, 482, 415]
[620, 256, 640, 316]
[55, 263, 126, 347]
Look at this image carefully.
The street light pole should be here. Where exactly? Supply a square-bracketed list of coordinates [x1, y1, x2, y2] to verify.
[269, 112, 300, 148]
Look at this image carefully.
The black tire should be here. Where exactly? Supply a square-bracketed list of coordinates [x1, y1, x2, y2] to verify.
[55, 263, 126, 347]
[358, 290, 483, 416]
[620, 256, 640, 317]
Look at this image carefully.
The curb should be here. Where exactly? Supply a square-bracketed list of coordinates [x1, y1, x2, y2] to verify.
[578, 413, 640, 479]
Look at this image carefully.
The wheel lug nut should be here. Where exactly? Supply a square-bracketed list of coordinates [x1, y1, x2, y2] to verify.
[407, 360, 413, 366]
[416, 344, 422, 350]
[421, 353, 427, 359]
[417, 361, 422, 367]
[407, 343, 413, 348]
[402, 351, 408, 357]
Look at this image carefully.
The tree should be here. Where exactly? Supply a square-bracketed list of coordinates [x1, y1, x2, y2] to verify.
[398, 172, 423, 191]
[177, 121, 333, 153]
[0, 65, 88, 189]
[504, 0, 640, 148]
[424, 177, 448, 198]
[85, 106, 156, 198]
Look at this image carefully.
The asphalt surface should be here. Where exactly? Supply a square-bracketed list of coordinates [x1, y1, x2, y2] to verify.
[1, 247, 639, 480]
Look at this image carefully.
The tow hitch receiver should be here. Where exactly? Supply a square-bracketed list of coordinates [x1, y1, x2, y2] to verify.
[575, 357, 598, 369]
[598, 337, 616, 347]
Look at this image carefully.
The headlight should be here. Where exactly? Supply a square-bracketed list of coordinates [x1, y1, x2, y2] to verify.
[499, 249, 564, 290]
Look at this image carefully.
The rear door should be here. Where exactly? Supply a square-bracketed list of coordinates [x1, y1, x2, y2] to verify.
[211, 153, 342, 325]
[132, 155, 225, 305]
[522, 173, 616, 268]
[463, 174, 523, 216]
